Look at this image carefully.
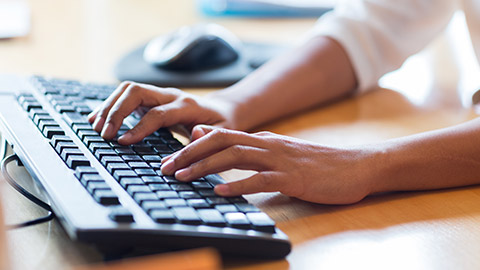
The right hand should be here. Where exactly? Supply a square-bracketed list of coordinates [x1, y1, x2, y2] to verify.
[87, 81, 235, 145]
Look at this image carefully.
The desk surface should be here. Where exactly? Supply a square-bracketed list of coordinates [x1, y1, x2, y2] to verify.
[1, 1, 480, 269]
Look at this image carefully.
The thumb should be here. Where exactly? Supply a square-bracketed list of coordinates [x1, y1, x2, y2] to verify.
[191, 124, 217, 141]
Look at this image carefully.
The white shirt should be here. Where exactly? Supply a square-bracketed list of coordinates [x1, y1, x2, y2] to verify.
[311, 0, 480, 100]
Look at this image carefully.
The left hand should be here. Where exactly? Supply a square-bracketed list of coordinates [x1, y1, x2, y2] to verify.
[161, 125, 378, 205]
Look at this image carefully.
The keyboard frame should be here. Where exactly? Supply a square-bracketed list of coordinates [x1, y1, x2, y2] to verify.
[0, 74, 291, 258]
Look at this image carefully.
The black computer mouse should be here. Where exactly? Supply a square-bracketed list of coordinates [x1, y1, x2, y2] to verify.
[143, 23, 242, 71]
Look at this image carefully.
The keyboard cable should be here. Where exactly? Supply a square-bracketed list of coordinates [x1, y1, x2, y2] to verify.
[1, 139, 55, 229]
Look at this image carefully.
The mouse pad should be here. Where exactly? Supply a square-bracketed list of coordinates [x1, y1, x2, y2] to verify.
[113, 42, 288, 88]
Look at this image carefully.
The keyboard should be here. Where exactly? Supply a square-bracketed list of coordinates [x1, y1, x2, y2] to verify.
[0, 74, 291, 258]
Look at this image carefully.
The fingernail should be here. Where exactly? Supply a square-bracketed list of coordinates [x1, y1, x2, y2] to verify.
[175, 167, 191, 180]
[161, 159, 175, 175]
[101, 123, 114, 138]
[118, 132, 132, 143]
[214, 184, 231, 196]
[93, 116, 105, 132]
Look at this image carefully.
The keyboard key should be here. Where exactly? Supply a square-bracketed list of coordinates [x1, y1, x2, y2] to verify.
[60, 148, 83, 161]
[74, 166, 98, 179]
[101, 156, 124, 166]
[133, 192, 159, 203]
[142, 201, 167, 212]
[106, 162, 130, 173]
[122, 155, 143, 162]
[206, 197, 230, 205]
[197, 209, 226, 226]
[235, 203, 260, 213]
[150, 210, 176, 223]
[50, 135, 73, 148]
[42, 125, 65, 138]
[80, 173, 104, 186]
[142, 155, 162, 162]
[156, 191, 179, 199]
[215, 204, 238, 214]
[119, 177, 144, 187]
[141, 176, 164, 184]
[172, 207, 201, 225]
[113, 169, 137, 180]
[134, 168, 157, 176]
[178, 191, 202, 199]
[89, 142, 112, 152]
[108, 207, 134, 223]
[86, 181, 111, 194]
[164, 198, 187, 208]
[33, 114, 53, 126]
[225, 212, 251, 229]
[148, 183, 171, 191]
[55, 141, 77, 154]
[246, 212, 276, 233]
[63, 112, 89, 126]
[93, 190, 120, 205]
[128, 161, 150, 169]
[94, 149, 117, 160]
[187, 199, 210, 209]
[126, 185, 151, 195]
[66, 155, 90, 169]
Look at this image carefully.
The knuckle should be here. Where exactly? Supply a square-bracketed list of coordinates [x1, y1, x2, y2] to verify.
[178, 95, 198, 106]
[228, 145, 247, 158]
[256, 173, 274, 188]
[255, 131, 273, 137]
[149, 107, 167, 119]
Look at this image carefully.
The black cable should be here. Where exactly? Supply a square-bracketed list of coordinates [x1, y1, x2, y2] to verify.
[1, 154, 55, 229]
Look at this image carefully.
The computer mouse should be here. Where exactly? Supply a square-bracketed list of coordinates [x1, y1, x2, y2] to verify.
[143, 23, 242, 71]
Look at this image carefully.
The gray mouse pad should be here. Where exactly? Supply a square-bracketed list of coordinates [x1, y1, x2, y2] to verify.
[113, 42, 288, 88]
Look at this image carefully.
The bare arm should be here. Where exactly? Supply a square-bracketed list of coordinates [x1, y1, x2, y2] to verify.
[210, 36, 357, 131]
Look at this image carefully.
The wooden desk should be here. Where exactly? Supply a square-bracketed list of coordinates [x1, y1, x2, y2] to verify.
[1, 1, 480, 269]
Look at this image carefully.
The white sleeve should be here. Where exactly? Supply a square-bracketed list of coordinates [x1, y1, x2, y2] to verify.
[309, 0, 457, 93]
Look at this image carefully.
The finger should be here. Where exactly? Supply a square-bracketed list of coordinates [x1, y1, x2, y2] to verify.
[174, 145, 269, 181]
[161, 129, 268, 175]
[214, 172, 284, 196]
[191, 124, 218, 141]
[117, 103, 185, 145]
[89, 81, 132, 131]
[101, 84, 179, 139]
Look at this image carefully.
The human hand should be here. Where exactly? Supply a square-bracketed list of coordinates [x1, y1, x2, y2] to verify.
[161, 125, 378, 205]
[88, 81, 235, 145]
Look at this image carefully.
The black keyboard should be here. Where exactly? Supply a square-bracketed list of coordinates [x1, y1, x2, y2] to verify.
[2, 75, 290, 258]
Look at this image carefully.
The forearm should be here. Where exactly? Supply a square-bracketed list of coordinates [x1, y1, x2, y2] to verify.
[209, 36, 357, 131]
[371, 118, 480, 194]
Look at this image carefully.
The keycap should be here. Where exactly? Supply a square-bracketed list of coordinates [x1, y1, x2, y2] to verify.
[126, 185, 151, 195]
[50, 135, 73, 148]
[206, 197, 230, 205]
[172, 207, 201, 224]
[178, 191, 202, 199]
[141, 201, 167, 212]
[215, 204, 238, 214]
[141, 176, 164, 184]
[42, 125, 65, 138]
[80, 173, 105, 187]
[164, 198, 187, 208]
[108, 207, 134, 223]
[187, 199, 210, 209]
[150, 210, 176, 223]
[86, 181, 111, 194]
[197, 209, 226, 226]
[63, 112, 89, 126]
[66, 155, 90, 169]
[156, 191, 179, 199]
[106, 162, 130, 173]
[74, 166, 98, 179]
[60, 148, 83, 161]
[225, 212, 251, 229]
[148, 183, 171, 191]
[133, 192, 159, 204]
[113, 169, 138, 180]
[93, 190, 120, 205]
[235, 203, 260, 213]
[246, 212, 276, 233]
[119, 177, 144, 187]
[134, 168, 157, 176]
